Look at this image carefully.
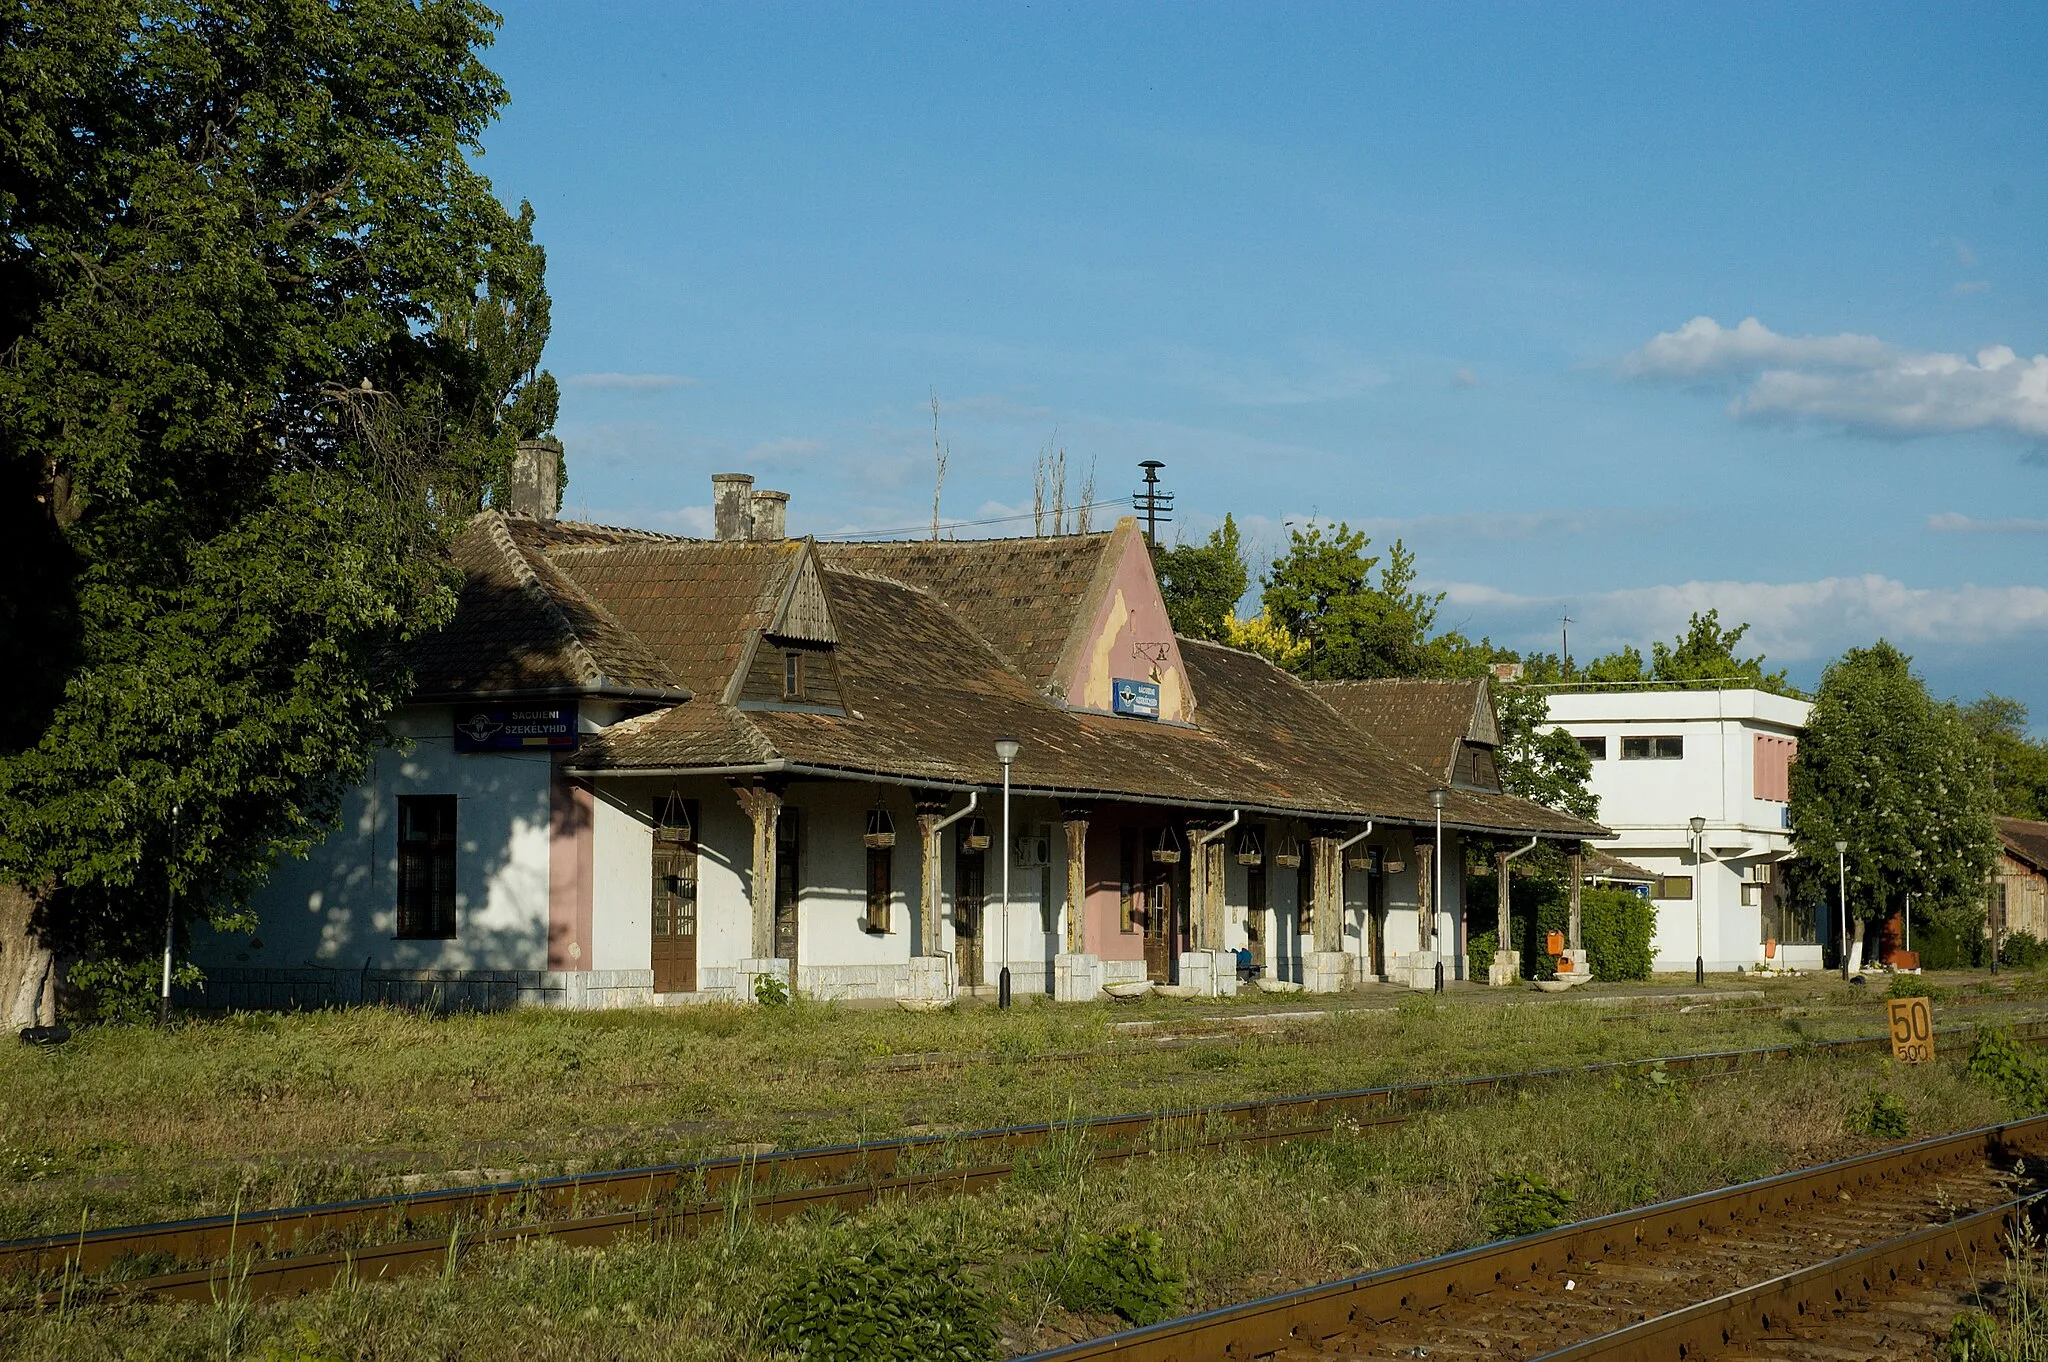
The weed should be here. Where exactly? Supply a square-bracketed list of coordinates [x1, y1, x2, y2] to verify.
[1046, 1226, 1183, 1326]
[759, 1239, 997, 1361]
[1967, 1029, 2048, 1113]
[753, 974, 790, 1007]
[1889, 974, 1945, 1000]
[1851, 1091, 1911, 1139]
[1480, 1172, 1574, 1239]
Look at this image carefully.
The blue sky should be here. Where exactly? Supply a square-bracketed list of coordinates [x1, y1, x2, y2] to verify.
[483, 2, 2048, 724]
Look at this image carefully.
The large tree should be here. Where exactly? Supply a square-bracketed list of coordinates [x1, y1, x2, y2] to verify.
[1259, 523, 1483, 681]
[1786, 642, 1997, 968]
[1155, 514, 1248, 642]
[1959, 695, 2048, 820]
[0, 1, 556, 1026]
[1558, 610, 1795, 693]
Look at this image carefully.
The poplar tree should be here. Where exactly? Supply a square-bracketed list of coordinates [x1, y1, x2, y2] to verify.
[0, 1, 556, 1025]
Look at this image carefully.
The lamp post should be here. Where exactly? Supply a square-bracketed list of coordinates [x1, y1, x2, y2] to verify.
[1834, 839, 1850, 981]
[1429, 788, 1447, 992]
[995, 738, 1020, 1008]
[1689, 816, 1706, 986]
[160, 801, 179, 1026]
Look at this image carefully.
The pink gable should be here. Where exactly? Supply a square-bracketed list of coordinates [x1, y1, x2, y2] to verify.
[1057, 520, 1196, 723]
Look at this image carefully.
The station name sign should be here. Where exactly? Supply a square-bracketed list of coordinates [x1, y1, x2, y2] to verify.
[1112, 678, 1160, 720]
[453, 704, 578, 752]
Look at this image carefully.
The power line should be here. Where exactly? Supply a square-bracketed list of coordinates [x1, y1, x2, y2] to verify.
[813, 498, 1128, 542]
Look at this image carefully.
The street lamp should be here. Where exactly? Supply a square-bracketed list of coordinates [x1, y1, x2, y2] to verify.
[1834, 839, 1850, 981]
[1429, 788, 1447, 993]
[1689, 816, 1706, 986]
[995, 738, 1020, 1008]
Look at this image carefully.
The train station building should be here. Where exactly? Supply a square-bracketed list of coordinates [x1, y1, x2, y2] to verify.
[190, 454, 1602, 1009]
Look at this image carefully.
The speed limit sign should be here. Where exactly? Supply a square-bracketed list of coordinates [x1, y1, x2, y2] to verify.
[1887, 996, 1934, 1063]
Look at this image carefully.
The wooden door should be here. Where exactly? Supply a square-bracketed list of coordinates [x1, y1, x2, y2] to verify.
[773, 810, 800, 964]
[1143, 864, 1178, 983]
[1367, 866, 1386, 978]
[651, 796, 697, 993]
[1246, 865, 1268, 978]
[955, 842, 985, 986]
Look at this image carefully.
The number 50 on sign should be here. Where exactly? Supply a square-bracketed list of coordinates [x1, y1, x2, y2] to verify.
[1887, 996, 1934, 1063]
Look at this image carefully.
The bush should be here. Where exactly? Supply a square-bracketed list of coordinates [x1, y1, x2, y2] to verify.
[1480, 1172, 1574, 1239]
[2003, 931, 2048, 969]
[1466, 875, 1656, 981]
[1052, 1226, 1184, 1326]
[1966, 1028, 2048, 1113]
[1851, 1092, 1909, 1139]
[1918, 902, 1989, 970]
[760, 1240, 998, 1362]
[753, 972, 791, 1007]
[1888, 974, 1944, 1000]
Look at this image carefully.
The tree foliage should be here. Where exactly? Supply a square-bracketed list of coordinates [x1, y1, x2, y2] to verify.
[1959, 695, 2048, 820]
[1154, 515, 1248, 642]
[1259, 523, 1479, 681]
[1527, 611, 1796, 694]
[1786, 642, 1997, 925]
[0, 1, 555, 976]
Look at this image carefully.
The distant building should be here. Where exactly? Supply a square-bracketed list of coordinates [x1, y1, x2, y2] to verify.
[1544, 687, 1814, 972]
[1995, 817, 2048, 944]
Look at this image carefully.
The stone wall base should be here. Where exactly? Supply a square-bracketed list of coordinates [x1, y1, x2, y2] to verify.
[1304, 950, 1352, 994]
[1390, 949, 1440, 991]
[1488, 949, 1523, 987]
[1054, 953, 1102, 1002]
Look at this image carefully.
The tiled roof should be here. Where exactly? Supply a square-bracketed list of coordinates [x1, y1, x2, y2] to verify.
[573, 563, 1602, 840]
[820, 535, 1112, 691]
[545, 536, 803, 697]
[1583, 848, 1658, 884]
[408, 514, 688, 700]
[2000, 817, 2048, 875]
[1312, 678, 1491, 782]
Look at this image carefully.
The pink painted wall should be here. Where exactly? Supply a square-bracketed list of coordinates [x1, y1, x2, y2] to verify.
[548, 759, 595, 970]
[1084, 814, 1147, 961]
[1061, 527, 1195, 722]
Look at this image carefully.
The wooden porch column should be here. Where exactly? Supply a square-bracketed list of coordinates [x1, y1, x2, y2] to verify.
[730, 780, 783, 960]
[1416, 837, 1435, 952]
[1060, 805, 1091, 954]
[1310, 830, 1343, 954]
[915, 792, 952, 956]
[1495, 848, 1512, 951]
[1568, 844, 1584, 952]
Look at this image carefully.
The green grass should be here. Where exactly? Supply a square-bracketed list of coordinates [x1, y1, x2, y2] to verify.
[1, 978, 2043, 1247]
[0, 1040, 2011, 1360]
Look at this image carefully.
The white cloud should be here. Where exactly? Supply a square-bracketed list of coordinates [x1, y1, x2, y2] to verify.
[1928, 512, 2048, 534]
[1438, 574, 2048, 661]
[565, 373, 699, 392]
[1451, 367, 1479, 389]
[1621, 316, 2048, 441]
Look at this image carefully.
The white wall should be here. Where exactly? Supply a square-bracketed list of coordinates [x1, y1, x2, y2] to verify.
[195, 706, 554, 973]
[1547, 688, 1810, 972]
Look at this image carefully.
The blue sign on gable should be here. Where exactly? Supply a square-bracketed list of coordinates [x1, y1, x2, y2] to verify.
[453, 705, 578, 752]
[1112, 678, 1161, 719]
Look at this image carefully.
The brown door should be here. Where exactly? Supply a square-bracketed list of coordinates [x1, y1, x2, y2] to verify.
[1143, 863, 1178, 983]
[1246, 865, 1268, 977]
[1367, 865, 1386, 977]
[774, 811, 800, 963]
[651, 797, 698, 993]
[955, 842, 985, 986]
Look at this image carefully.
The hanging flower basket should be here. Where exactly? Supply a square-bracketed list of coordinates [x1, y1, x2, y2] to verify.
[863, 806, 896, 849]
[1234, 827, 1264, 867]
[961, 817, 991, 851]
[1150, 826, 1184, 864]
[1346, 842, 1379, 871]
[1271, 832, 1302, 869]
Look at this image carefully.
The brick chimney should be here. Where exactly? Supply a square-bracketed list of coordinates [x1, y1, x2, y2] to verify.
[749, 489, 790, 540]
[711, 473, 754, 540]
[508, 437, 562, 520]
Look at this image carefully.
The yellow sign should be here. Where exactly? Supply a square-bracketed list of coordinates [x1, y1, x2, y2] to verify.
[1887, 996, 1934, 1064]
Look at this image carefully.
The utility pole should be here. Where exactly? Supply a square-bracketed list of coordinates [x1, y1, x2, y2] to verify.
[1133, 461, 1173, 547]
[1560, 611, 1573, 672]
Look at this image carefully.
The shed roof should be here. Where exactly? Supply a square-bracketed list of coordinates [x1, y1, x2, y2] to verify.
[1312, 677, 1497, 784]
[2000, 817, 2048, 876]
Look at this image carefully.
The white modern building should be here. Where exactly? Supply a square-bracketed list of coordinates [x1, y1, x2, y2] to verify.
[1545, 687, 1815, 973]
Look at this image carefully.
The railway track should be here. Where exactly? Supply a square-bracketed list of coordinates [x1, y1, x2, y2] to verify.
[1021, 1116, 2048, 1361]
[9, 1018, 2044, 1310]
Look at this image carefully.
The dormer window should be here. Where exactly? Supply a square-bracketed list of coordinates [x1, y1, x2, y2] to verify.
[783, 650, 805, 699]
